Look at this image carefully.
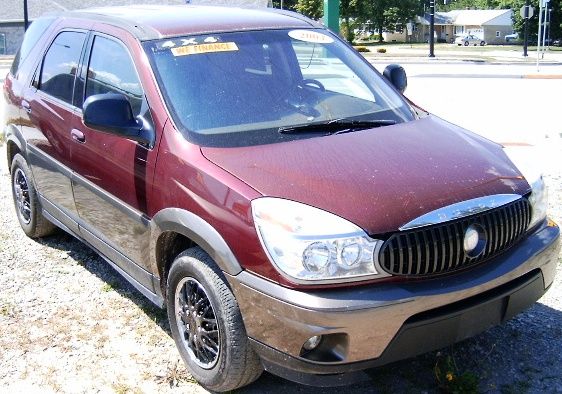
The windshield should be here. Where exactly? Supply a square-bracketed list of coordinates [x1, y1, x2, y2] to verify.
[144, 29, 415, 147]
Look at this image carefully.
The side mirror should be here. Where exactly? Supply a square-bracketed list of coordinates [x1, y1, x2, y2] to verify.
[383, 64, 407, 94]
[83, 93, 153, 146]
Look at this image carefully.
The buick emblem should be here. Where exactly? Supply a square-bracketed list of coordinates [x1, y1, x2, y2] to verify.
[463, 224, 486, 257]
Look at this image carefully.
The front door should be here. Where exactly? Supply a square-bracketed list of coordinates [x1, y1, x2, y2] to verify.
[70, 32, 158, 290]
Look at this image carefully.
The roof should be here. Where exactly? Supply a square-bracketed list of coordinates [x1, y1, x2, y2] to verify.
[1, 3, 315, 40]
[67, 6, 314, 40]
[417, 13, 453, 26]
[417, 9, 513, 27]
[0, 0, 173, 21]
[446, 9, 512, 26]
[0, 0, 270, 22]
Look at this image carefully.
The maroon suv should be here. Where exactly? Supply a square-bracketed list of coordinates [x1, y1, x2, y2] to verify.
[3, 5, 560, 392]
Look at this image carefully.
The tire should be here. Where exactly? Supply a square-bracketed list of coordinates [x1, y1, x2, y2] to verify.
[480, 41, 486, 46]
[464, 41, 469, 46]
[10, 153, 57, 238]
[167, 247, 263, 392]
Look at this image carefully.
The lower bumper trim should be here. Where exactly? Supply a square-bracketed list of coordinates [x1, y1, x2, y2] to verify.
[251, 269, 546, 386]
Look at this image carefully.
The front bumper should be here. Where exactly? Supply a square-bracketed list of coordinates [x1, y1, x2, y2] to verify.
[226, 220, 560, 386]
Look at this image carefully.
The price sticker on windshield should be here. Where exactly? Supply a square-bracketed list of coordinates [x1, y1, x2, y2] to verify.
[288, 30, 334, 44]
[171, 42, 239, 56]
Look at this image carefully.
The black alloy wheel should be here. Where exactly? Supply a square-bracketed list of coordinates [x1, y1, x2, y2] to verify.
[10, 154, 57, 238]
[167, 247, 263, 391]
[13, 167, 32, 225]
[175, 277, 220, 369]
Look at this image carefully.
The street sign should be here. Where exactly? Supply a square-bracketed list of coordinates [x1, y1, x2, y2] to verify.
[406, 22, 413, 36]
[520, 5, 534, 19]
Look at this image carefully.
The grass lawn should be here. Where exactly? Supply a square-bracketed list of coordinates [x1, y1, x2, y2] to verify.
[356, 42, 562, 51]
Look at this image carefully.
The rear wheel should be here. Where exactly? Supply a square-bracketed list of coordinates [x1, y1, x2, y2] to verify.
[464, 41, 469, 46]
[480, 41, 486, 46]
[167, 247, 263, 392]
[10, 154, 57, 238]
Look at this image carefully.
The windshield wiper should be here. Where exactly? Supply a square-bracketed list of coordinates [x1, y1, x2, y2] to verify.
[278, 119, 396, 134]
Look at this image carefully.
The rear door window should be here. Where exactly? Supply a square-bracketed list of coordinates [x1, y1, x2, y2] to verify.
[84, 35, 143, 116]
[39, 31, 86, 104]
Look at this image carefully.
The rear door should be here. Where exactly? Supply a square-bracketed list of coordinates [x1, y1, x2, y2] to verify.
[22, 29, 88, 232]
[70, 29, 158, 290]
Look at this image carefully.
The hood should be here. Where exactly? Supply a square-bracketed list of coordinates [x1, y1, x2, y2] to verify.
[201, 115, 530, 235]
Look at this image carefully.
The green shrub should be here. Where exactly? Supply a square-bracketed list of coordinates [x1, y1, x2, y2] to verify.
[355, 46, 370, 52]
[376, 48, 387, 53]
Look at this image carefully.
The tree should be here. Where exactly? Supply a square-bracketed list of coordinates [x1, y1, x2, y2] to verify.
[295, 0, 323, 20]
[271, 0, 298, 11]
[340, 0, 368, 42]
[513, 0, 561, 42]
[365, 0, 421, 42]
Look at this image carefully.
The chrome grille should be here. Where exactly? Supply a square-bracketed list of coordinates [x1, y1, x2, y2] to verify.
[378, 198, 531, 276]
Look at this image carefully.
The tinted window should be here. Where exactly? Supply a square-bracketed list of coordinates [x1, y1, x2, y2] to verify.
[39, 31, 86, 104]
[85, 36, 143, 115]
[10, 17, 56, 76]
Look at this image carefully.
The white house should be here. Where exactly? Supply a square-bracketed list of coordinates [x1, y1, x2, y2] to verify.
[447, 9, 514, 44]
[384, 9, 514, 44]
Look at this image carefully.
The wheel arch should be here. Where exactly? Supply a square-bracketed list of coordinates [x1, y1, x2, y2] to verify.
[151, 208, 243, 300]
[5, 124, 25, 172]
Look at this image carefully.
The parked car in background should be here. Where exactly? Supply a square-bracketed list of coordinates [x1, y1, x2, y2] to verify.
[553, 38, 562, 47]
[3, 5, 560, 392]
[455, 34, 486, 46]
[505, 32, 519, 43]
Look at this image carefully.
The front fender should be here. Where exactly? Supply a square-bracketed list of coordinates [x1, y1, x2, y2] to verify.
[150, 207, 243, 278]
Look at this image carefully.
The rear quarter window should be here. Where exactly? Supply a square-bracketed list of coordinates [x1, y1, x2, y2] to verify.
[10, 17, 56, 76]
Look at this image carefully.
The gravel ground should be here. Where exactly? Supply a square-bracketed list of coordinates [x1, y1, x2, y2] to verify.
[1, 140, 561, 392]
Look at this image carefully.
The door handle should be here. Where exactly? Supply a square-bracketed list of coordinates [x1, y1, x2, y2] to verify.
[21, 100, 32, 114]
[71, 129, 86, 143]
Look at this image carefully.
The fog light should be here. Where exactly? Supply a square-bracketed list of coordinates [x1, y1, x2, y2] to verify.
[303, 335, 322, 351]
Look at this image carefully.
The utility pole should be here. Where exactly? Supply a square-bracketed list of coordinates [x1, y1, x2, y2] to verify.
[541, 1, 549, 59]
[23, 0, 29, 31]
[429, 0, 435, 57]
[523, 0, 531, 57]
[547, 8, 552, 49]
[537, 0, 544, 70]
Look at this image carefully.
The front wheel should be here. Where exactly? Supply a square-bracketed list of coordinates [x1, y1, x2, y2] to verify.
[480, 41, 486, 46]
[464, 41, 469, 46]
[167, 247, 263, 392]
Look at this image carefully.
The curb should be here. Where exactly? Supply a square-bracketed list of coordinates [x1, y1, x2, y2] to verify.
[362, 54, 562, 66]
[522, 74, 562, 79]
[412, 73, 562, 79]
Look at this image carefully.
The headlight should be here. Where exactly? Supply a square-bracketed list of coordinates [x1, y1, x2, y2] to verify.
[528, 176, 548, 229]
[251, 198, 388, 284]
[503, 146, 548, 229]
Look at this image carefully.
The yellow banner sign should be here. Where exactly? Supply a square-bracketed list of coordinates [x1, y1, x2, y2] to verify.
[171, 42, 239, 56]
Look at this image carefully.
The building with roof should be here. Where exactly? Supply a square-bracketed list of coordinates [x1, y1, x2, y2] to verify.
[384, 9, 514, 44]
[0, 0, 269, 55]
